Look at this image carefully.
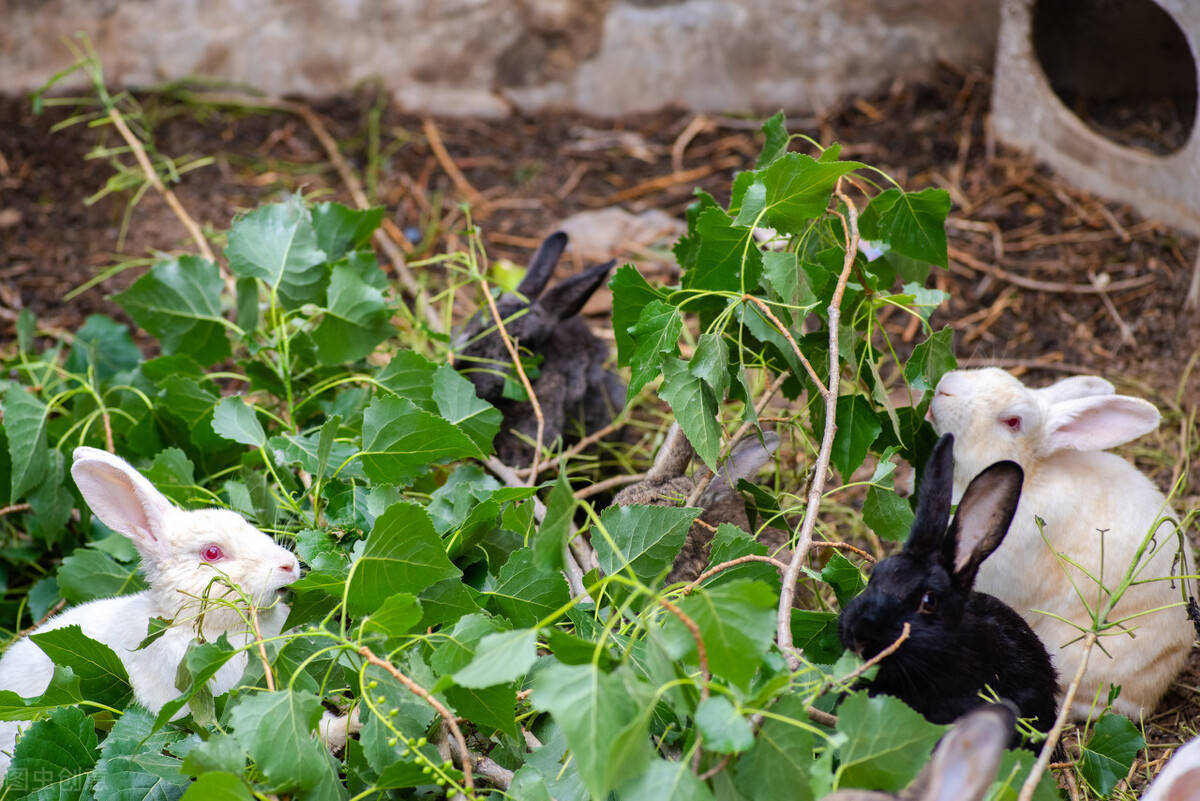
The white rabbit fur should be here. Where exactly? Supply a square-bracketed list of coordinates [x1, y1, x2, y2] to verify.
[0, 447, 301, 778]
[1142, 737, 1200, 801]
[928, 368, 1193, 721]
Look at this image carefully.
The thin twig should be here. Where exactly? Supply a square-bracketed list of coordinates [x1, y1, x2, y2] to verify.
[812, 540, 876, 562]
[659, 597, 709, 772]
[247, 605, 275, 692]
[105, 106, 216, 266]
[743, 295, 826, 393]
[835, 622, 910, 686]
[805, 706, 838, 727]
[359, 646, 475, 794]
[422, 117, 488, 211]
[573, 472, 645, 499]
[1017, 631, 1098, 801]
[683, 554, 790, 594]
[19, 599, 66, 636]
[949, 245, 1157, 294]
[446, 735, 514, 789]
[777, 181, 860, 670]
[515, 416, 628, 478]
[477, 275, 545, 485]
[0, 503, 32, 518]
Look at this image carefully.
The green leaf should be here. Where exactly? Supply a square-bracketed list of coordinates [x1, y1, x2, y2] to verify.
[359, 396, 481, 486]
[487, 549, 570, 628]
[30, 625, 132, 710]
[419, 578, 483, 629]
[155, 636, 238, 727]
[0, 666, 83, 721]
[734, 693, 815, 801]
[92, 705, 189, 801]
[533, 471, 574, 573]
[180, 773, 253, 801]
[830, 393, 882, 478]
[595, 504, 699, 586]
[311, 202, 384, 261]
[432, 365, 502, 454]
[821, 551, 866, 607]
[311, 260, 395, 364]
[862, 486, 914, 542]
[683, 207, 763, 295]
[225, 194, 328, 306]
[762, 249, 801, 307]
[228, 689, 330, 792]
[668, 579, 777, 689]
[695, 696, 754, 754]
[987, 748, 1061, 801]
[659, 358, 722, 470]
[453, 627, 537, 688]
[790, 609, 843, 664]
[6, 706, 98, 801]
[617, 759, 716, 801]
[690, 332, 729, 401]
[347, 501, 460, 617]
[363, 592, 422, 639]
[1079, 713, 1145, 796]
[858, 187, 951, 268]
[757, 152, 863, 235]
[531, 663, 653, 800]
[627, 300, 683, 402]
[610, 264, 665, 366]
[56, 546, 146, 604]
[427, 615, 518, 738]
[904, 326, 956, 393]
[64, 315, 142, 381]
[835, 691, 946, 792]
[756, 111, 788, 168]
[3, 384, 49, 499]
[112, 255, 231, 365]
[211, 396, 266, 448]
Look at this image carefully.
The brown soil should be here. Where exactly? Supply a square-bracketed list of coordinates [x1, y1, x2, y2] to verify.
[2, 65, 1198, 797]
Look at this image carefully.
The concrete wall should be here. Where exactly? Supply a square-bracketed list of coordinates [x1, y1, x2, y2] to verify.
[2, 0, 1001, 116]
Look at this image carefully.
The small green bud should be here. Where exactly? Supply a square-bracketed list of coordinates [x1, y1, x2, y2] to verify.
[422, 765, 433, 775]
[417, 736, 427, 747]
[368, 680, 378, 689]
[447, 789, 457, 798]
[387, 737, 397, 747]
[377, 695, 387, 704]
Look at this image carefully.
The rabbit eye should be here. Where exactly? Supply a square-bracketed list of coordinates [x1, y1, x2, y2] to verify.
[201, 544, 225, 562]
[918, 591, 937, 614]
[1002, 416, 1022, 432]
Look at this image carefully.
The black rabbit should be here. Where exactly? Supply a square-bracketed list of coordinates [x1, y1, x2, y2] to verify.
[838, 433, 1058, 735]
[454, 232, 624, 466]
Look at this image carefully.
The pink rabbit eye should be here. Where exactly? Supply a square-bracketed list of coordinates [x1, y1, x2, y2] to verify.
[1002, 416, 1022, 432]
[201, 544, 225, 562]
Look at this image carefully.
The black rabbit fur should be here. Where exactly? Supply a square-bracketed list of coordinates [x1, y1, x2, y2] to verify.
[454, 232, 624, 466]
[838, 433, 1059, 739]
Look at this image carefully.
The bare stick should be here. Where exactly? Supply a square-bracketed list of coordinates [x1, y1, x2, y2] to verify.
[445, 735, 514, 789]
[812, 540, 876, 562]
[422, 117, 488, 211]
[683, 554, 790, 594]
[659, 597, 709, 772]
[106, 106, 216, 266]
[477, 275, 545, 484]
[777, 181, 860, 669]
[247, 606, 275, 692]
[359, 646, 475, 794]
[805, 706, 838, 727]
[573, 472, 645, 499]
[0, 503, 32, 518]
[835, 622, 910, 686]
[743, 295, 825, 393]
[1017, 631, 1098, 801]
[685, 371, 789, 508]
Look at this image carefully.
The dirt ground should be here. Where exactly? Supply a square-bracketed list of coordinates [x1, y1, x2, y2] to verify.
[2, 65, 1199, 797]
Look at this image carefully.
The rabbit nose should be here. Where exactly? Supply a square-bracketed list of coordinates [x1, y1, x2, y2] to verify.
[280, 558, 299, 574]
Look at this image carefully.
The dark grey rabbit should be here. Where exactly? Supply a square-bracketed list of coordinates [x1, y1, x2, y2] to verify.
[612, 423, 783, 583]
[454, 231, 624, 466]
[822, 703, 1016, 801]
[837, 433, 1058, 735]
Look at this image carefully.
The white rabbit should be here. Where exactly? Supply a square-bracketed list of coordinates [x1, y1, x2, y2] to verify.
[928, 368, 1194, 721]
[1142, 737, 1200, 801]
[0, 447, 301, 778]
[822, 703, 1015, 801]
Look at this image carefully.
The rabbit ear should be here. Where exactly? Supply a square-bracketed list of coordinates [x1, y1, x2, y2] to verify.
[711, 431, 779, 489]
[537, 258, 617, 322]
[71, 447, 175, 562]
[906, 704, 1015, 801]
[821, 792, 895, 800]
[1042, 394, 1161, 454]
[1033, 375, 1114, 404]
[646, 422, 695, 482]
[1143, 740, 1200, 801]
[905, 433, 955, 558]
[516, 231, 569, 299]
[947, 460, 1023, 587]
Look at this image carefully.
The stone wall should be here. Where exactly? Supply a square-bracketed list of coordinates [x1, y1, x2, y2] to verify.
[2, 0, 1001, 116]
